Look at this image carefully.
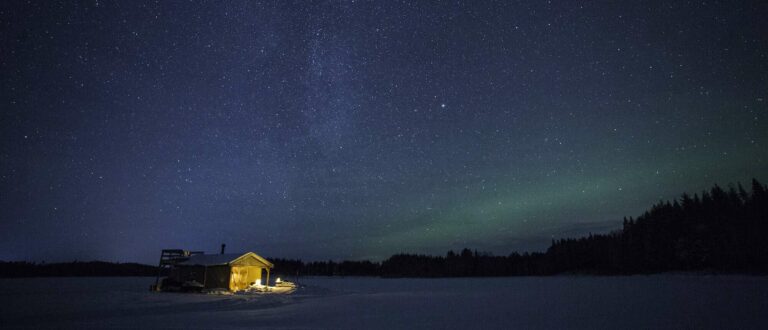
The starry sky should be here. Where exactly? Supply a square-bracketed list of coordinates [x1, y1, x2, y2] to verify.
[1, 1, 767, 263]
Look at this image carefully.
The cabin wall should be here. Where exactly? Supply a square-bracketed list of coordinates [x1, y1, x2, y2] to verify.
[173, 266, 205, 284]
[203, 265, 230, 289]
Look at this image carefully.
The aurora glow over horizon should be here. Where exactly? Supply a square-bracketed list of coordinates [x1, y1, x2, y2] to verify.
[1, 1, 767, 263]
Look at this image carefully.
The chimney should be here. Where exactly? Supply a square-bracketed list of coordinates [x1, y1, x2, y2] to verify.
[220, 243, 226, 255]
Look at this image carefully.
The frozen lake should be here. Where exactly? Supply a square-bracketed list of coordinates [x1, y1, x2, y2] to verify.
[1, 276, 767, 329]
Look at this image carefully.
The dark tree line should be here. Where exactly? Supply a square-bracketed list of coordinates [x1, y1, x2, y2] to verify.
[0, 261, 157, 278]
[269, 259, 381, 277]
[3, 179, 766, 278]
[272, 179, 768, 277]
[269, 250, 549, 278]
[546, 178, 768, 274]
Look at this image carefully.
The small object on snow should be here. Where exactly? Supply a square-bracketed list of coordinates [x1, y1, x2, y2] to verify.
[203, 288, 233, 295]
[183, 280, 204, 288]
[238, 280, 296, 294]
[276, 280, 296, 289]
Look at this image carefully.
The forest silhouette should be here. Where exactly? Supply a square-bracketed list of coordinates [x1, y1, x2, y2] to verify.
[265, 179, 768, 277]
[3, 179, 766, 278]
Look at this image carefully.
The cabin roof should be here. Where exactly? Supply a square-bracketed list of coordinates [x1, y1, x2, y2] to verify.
[176, 252, 273, 268]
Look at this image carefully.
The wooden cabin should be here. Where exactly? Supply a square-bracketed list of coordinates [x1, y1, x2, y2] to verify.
[157, 250, 274, 292]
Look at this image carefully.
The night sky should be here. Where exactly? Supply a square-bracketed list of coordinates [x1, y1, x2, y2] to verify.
[1, 1, 767, 263]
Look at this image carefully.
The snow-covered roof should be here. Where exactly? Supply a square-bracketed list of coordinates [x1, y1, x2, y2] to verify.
[177, 254, 241, 266]
[176, 252, 273, 268]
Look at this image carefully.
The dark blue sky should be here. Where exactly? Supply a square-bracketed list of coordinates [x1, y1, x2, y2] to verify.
[1, 1, 767, 263]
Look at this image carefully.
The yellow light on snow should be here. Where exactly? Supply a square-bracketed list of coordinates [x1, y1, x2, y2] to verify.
[276, 277, 282, 283]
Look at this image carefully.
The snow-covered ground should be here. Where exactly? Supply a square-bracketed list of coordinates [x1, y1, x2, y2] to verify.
[2, 275, 767, 329]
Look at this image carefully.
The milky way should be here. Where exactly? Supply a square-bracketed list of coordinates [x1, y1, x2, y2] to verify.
[1, 1, 767, 263]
